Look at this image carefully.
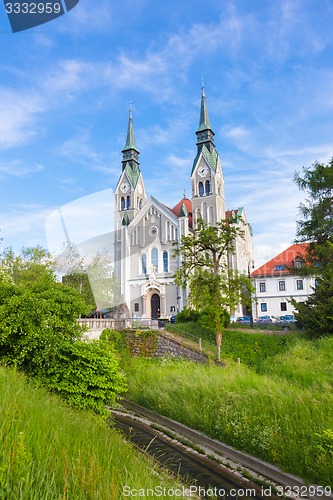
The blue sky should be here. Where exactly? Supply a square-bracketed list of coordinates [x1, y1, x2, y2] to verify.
[0, 0, 333, 267]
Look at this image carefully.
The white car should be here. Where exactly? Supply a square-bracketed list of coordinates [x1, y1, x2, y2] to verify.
[256, 315, 277, 323]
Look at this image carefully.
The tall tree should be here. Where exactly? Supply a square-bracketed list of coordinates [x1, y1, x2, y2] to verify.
[293, 158, 333, 336]
[174, 218, 253, 359]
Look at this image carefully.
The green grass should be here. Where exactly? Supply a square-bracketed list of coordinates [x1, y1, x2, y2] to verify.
[125, 335, 333, 487]
[0, 366, 187, 499]
[167, 322, 300, 369]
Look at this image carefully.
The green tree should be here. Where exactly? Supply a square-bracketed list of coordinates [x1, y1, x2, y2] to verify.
[0, 247, 126, 414]
[293, 158, 333, 337]
[174, 218, 253, 358]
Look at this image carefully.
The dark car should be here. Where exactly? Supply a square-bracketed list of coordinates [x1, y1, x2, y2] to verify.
[236, 316, 251, 324]
[170, 315, 177, 324]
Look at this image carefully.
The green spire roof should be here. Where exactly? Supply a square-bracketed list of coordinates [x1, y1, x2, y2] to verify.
[197, 85, 212, 133]
[191, 144, 219, 175]
[123, 107, 139, 153]
[124, 162, 140, 189]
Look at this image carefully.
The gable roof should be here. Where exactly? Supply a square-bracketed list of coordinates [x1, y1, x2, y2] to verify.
[191, 144, 220, 176]
[251, 243, 309, 277]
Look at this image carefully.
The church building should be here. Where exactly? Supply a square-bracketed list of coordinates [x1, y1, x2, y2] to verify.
[113, 87, 253, 320]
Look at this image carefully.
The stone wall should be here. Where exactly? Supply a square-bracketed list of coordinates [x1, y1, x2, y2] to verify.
[156, 332, 209, 363]
[127, 330, 209, 363]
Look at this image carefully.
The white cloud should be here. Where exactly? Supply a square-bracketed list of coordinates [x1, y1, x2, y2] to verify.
[0, 160, 44, 178]
[0, 89, 44, 150]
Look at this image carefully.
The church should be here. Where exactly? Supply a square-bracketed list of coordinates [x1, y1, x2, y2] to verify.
[113, 87, 254, 320]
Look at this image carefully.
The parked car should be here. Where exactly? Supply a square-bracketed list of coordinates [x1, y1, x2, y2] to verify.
[256, 315, 277, 323]
[236, 316, 251, 324]
[170, 315, 177, 324]
[277, 314, 295, 324]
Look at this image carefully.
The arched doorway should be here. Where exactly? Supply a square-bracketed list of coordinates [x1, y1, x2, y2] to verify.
[150, 293, 160, 319]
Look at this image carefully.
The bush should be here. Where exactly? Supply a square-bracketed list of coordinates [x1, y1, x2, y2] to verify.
[36, 340, 127, 415]
[176, 308, 200, 323]
[0, 275, 127, 415]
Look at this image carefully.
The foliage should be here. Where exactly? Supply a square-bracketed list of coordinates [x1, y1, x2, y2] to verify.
[0, 246, 55, 285]
[126, 336, 333, 486]
[100, 328, 158, 359]
[36, 339, 127, 415]
[175, 307, 200, 323]
[293, 158, 333, 337]
[174, 218, 253, 347]
[0, 366, 182, 499]
[168, 322, 296, 369]
[0, 248, 126, 415]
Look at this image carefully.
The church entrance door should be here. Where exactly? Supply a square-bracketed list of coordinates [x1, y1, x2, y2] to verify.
[151, 293, 160, 319]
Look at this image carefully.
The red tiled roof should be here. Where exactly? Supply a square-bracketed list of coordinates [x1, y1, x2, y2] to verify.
[251, 243, 309, 277]
[171, 197, 193, 228]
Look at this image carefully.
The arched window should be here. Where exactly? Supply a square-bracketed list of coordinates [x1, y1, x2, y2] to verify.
[198, 182, 204, 197]
[141, 253, 147, 274]
[205, 180, 210, 195]
[151, 247, 158, 271]
[121, 197, 125, 210]
[126, 196, 131, 209]
[202, 202, 207, 221]
[139, 198, 142, 209]
[163, 251, 169, 273]
[166, 221, 170, 240]
[209, 206, 214, 224]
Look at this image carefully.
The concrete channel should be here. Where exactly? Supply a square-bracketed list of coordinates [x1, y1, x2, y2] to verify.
[109, 399, 332, 500]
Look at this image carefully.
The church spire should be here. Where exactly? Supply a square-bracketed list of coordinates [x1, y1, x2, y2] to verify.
[122, 103, 140, 170]
[196, 83, 215, 151]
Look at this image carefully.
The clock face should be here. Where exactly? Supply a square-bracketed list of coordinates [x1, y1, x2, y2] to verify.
[198, 164, 209, 177]
[120, 182, 130, 193]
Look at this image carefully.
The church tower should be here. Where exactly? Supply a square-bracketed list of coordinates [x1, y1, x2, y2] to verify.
[190, 85, 225, 227]
[114, 106, 146, 229]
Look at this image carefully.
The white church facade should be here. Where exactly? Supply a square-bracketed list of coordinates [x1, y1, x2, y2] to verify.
[113, 87, 254, 320]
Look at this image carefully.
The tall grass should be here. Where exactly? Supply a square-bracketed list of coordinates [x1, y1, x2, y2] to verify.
[125, 336, 333, 486]
[0, 367, 186, 499]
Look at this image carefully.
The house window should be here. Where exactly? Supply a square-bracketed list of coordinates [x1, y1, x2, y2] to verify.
[141, 253, 147, 274]
[259, 282, 266, 292]
[198, 182, 204, 197]
[280, 302, 287, 311]
[295, 260, 302, 268]
[151, 247, 158, 271]
[163, 251, 169, 272]
[134, 303, 139, 312]
[121, 197, 125, 210]
[279, 280, 286, 291]
[205, 180, 210, 196]
[126, 196, 131, 209]
[261, 303, 267, 312]
[296, 279, 304, 290]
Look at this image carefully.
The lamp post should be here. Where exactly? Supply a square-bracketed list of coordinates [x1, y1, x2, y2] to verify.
[247, 259, 255, 328]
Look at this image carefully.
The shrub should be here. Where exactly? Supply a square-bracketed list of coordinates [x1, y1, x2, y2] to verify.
[176, 308, 200, 323]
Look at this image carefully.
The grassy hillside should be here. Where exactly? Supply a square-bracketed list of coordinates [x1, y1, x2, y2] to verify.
[0, 367, 185, 499]
[125, 334, 333, 486]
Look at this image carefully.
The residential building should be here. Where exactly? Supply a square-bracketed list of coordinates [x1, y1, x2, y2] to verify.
[251, 243, 314, 318]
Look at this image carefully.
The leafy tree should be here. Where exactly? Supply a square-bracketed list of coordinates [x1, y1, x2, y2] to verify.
[0, 247, 127, 414]
[174, 218, 253, 358]
[292, 158, 333, 337]
[59, 242, 95, 312]
[0, 246, 55, 285]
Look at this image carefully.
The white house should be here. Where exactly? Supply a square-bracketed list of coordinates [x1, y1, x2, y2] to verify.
[251, 243, 315, 319]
